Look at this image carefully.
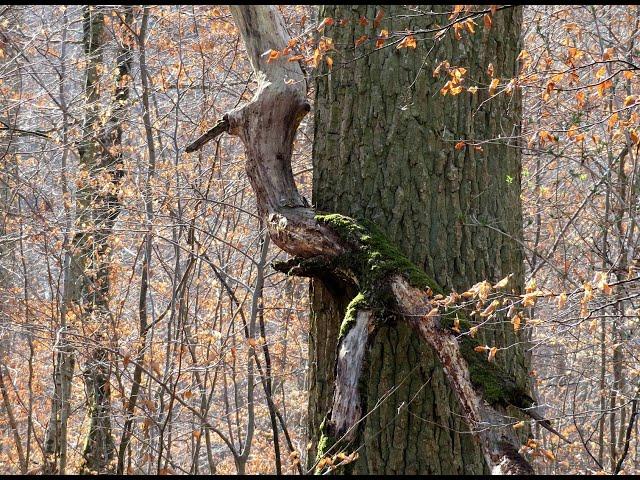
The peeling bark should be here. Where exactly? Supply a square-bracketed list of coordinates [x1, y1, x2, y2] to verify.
[186, 5, 536, 474]
[329, 310, 371, 440]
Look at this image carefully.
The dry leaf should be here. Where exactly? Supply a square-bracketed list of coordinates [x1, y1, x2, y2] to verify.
[489, 78, 499, 95]
[488, 346, 498, 362]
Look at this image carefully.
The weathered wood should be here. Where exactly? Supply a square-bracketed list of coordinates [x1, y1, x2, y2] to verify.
[329, 310, 371, 440]
[391, 276, 533, 474]
[186, 5, 535, 474]
[184, 117, 229, 153]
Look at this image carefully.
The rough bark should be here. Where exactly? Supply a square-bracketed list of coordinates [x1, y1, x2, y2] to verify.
[310, 5, 528, 474]
[186, 4, 537, 475]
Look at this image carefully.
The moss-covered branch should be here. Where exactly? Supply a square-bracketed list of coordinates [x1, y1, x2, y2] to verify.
[315, 213, 442, 294]
[310, 214, 533, 412]
[281, 214, 540, 472]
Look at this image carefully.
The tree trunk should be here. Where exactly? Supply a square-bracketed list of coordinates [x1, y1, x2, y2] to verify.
[309, 5, 527, 474]
[0, 8, 28, 473]
[44, 6, 133, 473]
[186, 5, 541, 474]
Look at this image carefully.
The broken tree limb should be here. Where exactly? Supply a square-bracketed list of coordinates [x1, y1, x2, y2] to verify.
[391, 277, 534, 474]
[185, 5, 542, 475]
[184, 117, 229, 153]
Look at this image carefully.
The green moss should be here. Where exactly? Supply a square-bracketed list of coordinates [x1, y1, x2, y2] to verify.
[316, 213, 532, 411]
[458, 336, 533, 408]
[338, 293, 368, 340]
[315, 419, 337, 473]
[316, 213, 442, 294]
[433, 308, 533, 408]
[316, 432, 334, 459]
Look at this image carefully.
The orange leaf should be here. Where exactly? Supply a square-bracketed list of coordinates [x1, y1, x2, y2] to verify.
[455, 141, 466, 150]
[266, 49, 280, 63]
[355, 35, 368, 47]
[597, 79, 613, 96]
[464, 18, 476, 34]
[487, 346, 498, 362]
[480, 300, 500, 317]
[483, 13, 492, 29]
[317, 17, 334, 31]
[489, 78, 499, 95]
[325, 56, 333, 70]
[311, 48, 322, 68]
[376, 29, 389, 48]
[432, 60, 450, 77]
[538, 130, 557, 145]
[449, 5, 463, 20]
[511, 313, 522, 332]
[426, 307, 440, 319]
[557, 292, 567, 308]
[494, 274, 513, 289]
[397, 34, 417, 49]
[452, 317, 461, 334]
[373, 9, 384, 28]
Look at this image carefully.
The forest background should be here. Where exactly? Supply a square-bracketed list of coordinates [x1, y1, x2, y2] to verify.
[0, 4, 639, 475]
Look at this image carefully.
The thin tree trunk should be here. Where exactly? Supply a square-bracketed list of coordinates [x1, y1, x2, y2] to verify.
[0, 7, 28, 474]
[117, 8, 156, 473]
[44, 6, 133, 473]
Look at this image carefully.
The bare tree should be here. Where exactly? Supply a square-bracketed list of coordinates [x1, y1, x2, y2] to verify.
[44, 6, 133, 473]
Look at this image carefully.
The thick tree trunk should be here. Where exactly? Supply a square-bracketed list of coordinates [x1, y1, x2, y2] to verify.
[186, 5, 541, 475]
[309, 5, 527, 474]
